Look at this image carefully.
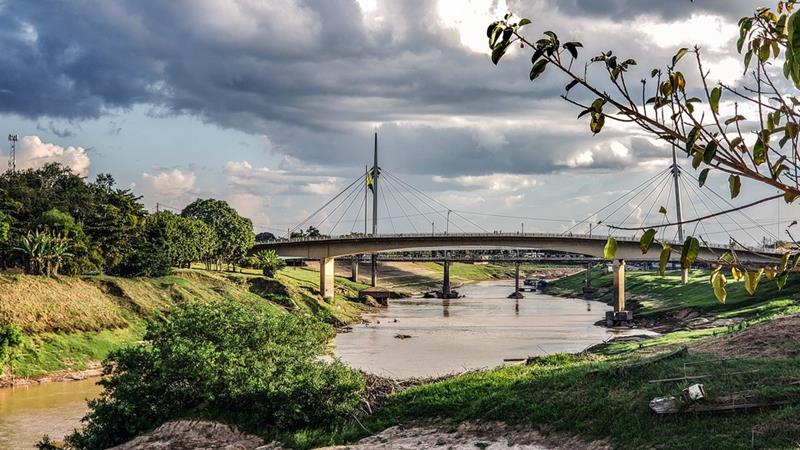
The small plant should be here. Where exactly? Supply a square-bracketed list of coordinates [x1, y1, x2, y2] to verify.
[15, 230, 73, 276]
[252, 249, 286, 277]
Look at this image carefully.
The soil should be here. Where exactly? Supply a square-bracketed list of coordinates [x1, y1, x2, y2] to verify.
[690, 314, 800, 358]
[317, 421, 610, 450]
[0, 361, 103, 388]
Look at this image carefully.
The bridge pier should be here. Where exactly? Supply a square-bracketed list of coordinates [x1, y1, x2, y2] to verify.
[350, 255, 359, 282]
[442, 259, 451, 297]
[681, 268, 689, 284]
[320, 257, 335, 300]
[508, 260, 524, 299]
[370, 255, 378, 287]
[606, 259, 633, 327]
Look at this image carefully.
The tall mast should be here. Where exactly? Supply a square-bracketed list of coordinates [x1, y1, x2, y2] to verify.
[671, 144, 684, 241]
[364, 165, 368, 235]
[371, 132, 379, 236]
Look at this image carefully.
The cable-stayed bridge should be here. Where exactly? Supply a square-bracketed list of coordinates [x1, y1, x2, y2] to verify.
[254, 134, 785, 323]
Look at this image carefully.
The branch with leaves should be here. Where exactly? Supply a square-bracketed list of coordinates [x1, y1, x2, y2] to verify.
[487, 2, 800, 302]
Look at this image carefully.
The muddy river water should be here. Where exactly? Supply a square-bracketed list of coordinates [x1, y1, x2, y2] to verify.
[1, 279, 629, 448]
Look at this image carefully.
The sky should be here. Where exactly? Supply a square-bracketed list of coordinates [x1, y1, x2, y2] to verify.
[0, 0, 795, 245]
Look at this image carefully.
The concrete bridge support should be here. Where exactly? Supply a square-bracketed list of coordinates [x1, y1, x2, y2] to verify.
[320, 257, 335, 300]
[508, 260, 524, 299]
[442, 260, 451, 297]
[681, 268, 689, 284]
[613, 259, 625, 312]
[586, 262, 593, 288]
[350, 256, 359, 282]
[370, 256, 378, 287]
[606, 259, 633, 326]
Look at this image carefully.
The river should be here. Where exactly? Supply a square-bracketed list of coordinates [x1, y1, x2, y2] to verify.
[0, 280, 626, 448]
[0, 377, 102, 449]
[335, 280, 623, 378]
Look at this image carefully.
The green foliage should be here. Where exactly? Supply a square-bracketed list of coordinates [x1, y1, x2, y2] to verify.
[182, 198, 255, 268]
[0, 323, 22, 365]
[0, 210, 9, 242]
[66, 300, 364, 450]
[252, 249, 286, 277]
[14, 230, 73, 276]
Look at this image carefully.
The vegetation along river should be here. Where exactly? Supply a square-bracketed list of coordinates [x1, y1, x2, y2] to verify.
[1, 279, 634, 448]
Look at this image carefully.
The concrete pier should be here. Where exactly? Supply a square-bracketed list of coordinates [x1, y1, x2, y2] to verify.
[320, 257, 335, 300]
[351, 255, 359, 282]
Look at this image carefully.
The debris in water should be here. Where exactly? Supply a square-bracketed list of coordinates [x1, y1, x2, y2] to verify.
[394, 334, 413, 339]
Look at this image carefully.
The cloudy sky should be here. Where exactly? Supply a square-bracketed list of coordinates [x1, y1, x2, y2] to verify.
[0, 0, 795, 244]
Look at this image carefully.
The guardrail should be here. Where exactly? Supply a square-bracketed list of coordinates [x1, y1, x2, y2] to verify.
[254, 232, 776, 254]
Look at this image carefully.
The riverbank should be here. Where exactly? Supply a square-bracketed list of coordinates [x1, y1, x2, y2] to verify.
[0, 267, 372, 386]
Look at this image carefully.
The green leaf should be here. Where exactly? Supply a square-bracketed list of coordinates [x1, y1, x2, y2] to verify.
[529, 59, 548, 80]
[603, 236, 617, 260]
[753, 137, 767, 165]
[659, 206, 667, 215]
[691, 148, 704, 169]
[563, 42, 579, 59]
[672, 47, 689, 66]
[518, 18, 532, 27]
[777, 272, 789, 290]
[787, 10, 800, 87]
[590, 113, 605, 134]
[710, 87, 721, 114]
[743, 50, 753, 74]
[699, 168, 710, 187]
[686, 126, 700, 154]
[711, 268, 727, 303]
[565, 79, 579, 91]
[728, 175, 741, 198]
[703, 140, 717, 164]
[780, 252, 791, 272]
[785, 191, 800, 203]
[639, 229, 657, 254]
[679, 236, 700, 269]
[724, 115, 746, 126]
[659, 244, 671, 276]
[491, 41, 510, 65]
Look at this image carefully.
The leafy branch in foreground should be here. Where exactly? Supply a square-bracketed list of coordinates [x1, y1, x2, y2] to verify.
[488, 1, 800, 302]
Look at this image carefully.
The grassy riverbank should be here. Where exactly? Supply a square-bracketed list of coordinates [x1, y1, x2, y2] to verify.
[273, 268, 800, 449]
[545, 267, 800, 324]
[1, 267, 370, 379]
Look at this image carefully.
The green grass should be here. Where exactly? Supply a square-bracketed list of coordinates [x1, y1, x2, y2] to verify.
[546, 267, 800, 321]
[1, 267, 369, 378]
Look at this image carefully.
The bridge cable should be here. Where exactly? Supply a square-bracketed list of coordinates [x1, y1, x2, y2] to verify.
[602, 169, 673, 236]
[562, 167, 671, 235]
[680, 173, 765, 245]
[316, 176, 367, 234]
[381, 175, 420, 233]
[330, 176, 368, 236]
[287, 173, 365, 237]
[608, 170, 673, 237]
[349, 191, 367, 234]
[386, 174, 464, 233]
[638, 170, 674, 231]
[682, 170, 778, 241]
[679, 175, 711, 240]
[382, 171, 470, 232]
[383, 170, 489, 233]
[380, 179, 398, 234]
[380, 175, 443, 233]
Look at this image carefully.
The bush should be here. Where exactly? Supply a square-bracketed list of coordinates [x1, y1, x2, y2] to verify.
[66, 301, 364, 450]
[252, 249, 286, 277]
[0, 323, 22, 365]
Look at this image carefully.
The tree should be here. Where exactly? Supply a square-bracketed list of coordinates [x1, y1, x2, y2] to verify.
[65, 301, 364, 450]
[252, 249, 286, 277]
[15, 230, 73, 276]
[181, 199, 255, 270]
[488, 2, 800, 301]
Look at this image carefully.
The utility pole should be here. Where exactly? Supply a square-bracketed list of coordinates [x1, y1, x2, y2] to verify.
[446, 209, 451, 234]
[7, 134, 18, 172]
[521, 222, 524, 234]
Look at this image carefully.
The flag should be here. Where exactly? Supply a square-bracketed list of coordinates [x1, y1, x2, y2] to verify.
[366, 171, 374, 192]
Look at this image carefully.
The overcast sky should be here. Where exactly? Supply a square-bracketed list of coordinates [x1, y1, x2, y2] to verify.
[0, 0, 795, 244]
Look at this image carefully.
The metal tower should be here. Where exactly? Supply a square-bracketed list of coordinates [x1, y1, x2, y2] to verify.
[7, 134, 17, 172]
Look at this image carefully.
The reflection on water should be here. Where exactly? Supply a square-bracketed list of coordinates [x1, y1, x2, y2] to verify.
[0, 378, 102, 449]
[335, 280, 624, 378]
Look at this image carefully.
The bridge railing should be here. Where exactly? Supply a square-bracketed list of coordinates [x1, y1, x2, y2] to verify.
[255, 232, 776, 254]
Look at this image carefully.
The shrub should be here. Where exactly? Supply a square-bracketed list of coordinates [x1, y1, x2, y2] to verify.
[66, 301, 364, 450]
[0, 323, 22, 366]
[252, 249, 286, 277]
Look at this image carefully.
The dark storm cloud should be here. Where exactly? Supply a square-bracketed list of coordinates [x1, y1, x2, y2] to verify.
[0, 0, 756, 177]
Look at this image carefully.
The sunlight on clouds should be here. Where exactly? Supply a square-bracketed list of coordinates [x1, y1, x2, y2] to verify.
[436, 0, 509, 53]
[638, 14, 737, 52]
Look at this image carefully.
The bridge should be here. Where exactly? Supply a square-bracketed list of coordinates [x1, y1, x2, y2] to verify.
[254, 133, 786, 325]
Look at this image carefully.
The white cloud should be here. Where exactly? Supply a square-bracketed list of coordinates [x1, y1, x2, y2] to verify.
[433, 173, 540, 192]
[10, 135, 91, 176]
[225, 160, 341, 196]
[141, 168, 197, 199]
[638, 14, 738, 52]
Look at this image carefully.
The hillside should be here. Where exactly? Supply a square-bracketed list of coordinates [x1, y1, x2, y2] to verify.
[0, 267, 370, 380]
